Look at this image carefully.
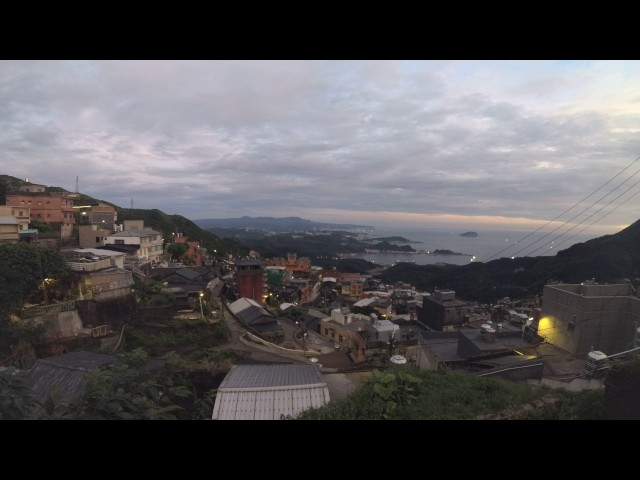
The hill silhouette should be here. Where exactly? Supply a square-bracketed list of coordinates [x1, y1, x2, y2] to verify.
[3, 174, 638, 303]
[0, 175, 246, 258]
[381, 221, 640, 303]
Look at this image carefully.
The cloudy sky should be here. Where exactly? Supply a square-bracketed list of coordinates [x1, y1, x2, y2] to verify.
[3, 60, 640, 234]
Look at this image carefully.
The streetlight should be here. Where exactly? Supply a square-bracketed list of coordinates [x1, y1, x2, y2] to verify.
[199, 292, 204, 318]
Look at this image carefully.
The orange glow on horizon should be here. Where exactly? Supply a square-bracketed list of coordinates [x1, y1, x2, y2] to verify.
[290, 208, 625, 234]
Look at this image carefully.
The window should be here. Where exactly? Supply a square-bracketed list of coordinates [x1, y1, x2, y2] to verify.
[324, 328, 328, 335]
[115, 239, 124, 245]
[96, 237, 101, 243]
[339, 335, 344, 343]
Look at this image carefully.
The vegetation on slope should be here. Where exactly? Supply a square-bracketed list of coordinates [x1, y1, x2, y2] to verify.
[296, 365, 604, 420]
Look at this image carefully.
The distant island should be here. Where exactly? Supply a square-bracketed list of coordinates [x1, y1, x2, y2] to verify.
[433, 249, 464, 255]
[460, 231, 479, 238]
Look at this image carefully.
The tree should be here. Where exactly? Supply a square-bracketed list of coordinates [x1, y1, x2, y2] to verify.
[0, 244, 71, 351]
[167, 243, 188, 261]
[0, 367, 40, 420]
[66, 349, 192, 420]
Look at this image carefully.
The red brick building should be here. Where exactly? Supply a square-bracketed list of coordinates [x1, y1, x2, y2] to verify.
[234, 259, 265, 303]
[6, 192, 75, 239]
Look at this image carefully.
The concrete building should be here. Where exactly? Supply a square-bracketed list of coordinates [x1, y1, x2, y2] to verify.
[5, 192, 75, 239]
[76, 203, 117, 230]
[417, 329, 543, 381]
[78, 224, 113, 248]
[540, 283, 640, 355]
[64, 248, 127, 270]
[62, 248, 132, 302]
[320, 308, 371, 352]
[0, 216, 20, 243]
[418, 289, 470, 331]
[103, 221, 164, 266]
[234, 259, 265, 303]
[372, 317, 400, 343]
[17, 181, 46, 193]
[0, 205, 30, 231]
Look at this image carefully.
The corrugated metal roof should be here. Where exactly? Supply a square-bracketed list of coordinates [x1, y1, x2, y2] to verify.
[26, 352, 119, 404]
[220, 364, 323, 389]
[228, 297, 262, 314]
[212, 364, 330, 420]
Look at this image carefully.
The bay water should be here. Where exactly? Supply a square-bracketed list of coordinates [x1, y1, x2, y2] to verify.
[349, 227, 606, 266]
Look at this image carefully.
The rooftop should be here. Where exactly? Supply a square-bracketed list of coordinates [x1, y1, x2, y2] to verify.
[212, 364, 330, 420]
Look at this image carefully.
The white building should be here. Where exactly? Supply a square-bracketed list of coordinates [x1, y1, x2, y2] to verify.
[103, 221, 163, 265]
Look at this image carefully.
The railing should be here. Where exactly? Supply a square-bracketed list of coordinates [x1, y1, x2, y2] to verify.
[91, 279, 134, 293]
[21, 300, 76, 319]
[91, 325, 108, 337]
[67, 258, 112, 272]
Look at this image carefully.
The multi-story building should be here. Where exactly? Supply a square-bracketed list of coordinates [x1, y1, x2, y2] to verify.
[78, 224, 113, 248]
[0, 205, 30, 231]
[266, 253, 311, 276]
[102, 220, 164, 266]
[540, 283, 640, 355]
[320, 308, 371, 353]
[234, 259, 265, 303]
[5, 192, 75, 239]
[0, 216, 20, 243]
[76, 203, 117, 230]
[62, 248, 132, 302]
[17, 181, 46, 193]
[173, 233, 205, 266]
[418, 288, 471, 331]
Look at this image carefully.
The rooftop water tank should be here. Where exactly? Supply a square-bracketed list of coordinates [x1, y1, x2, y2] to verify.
[588, 350, 607, 362]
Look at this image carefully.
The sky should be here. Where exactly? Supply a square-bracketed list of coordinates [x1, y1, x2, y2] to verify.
[3, 60, 640, 235]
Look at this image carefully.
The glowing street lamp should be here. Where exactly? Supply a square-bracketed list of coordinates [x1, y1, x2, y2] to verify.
[199, 292, 204, 318]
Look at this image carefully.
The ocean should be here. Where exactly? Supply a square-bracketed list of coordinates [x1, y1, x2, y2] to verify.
[348, 227, 606, 266]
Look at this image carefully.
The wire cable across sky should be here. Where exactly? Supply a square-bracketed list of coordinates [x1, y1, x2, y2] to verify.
[483, 155, 640, 262]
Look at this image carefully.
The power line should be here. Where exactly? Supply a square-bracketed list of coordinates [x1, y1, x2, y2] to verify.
[554, 184, 640, 251]
[483, 155, 640, 262]
[504, 166, 640, 258]
[524, 174, 640, 257]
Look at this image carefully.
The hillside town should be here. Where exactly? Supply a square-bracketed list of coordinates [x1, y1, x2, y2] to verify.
[1, 178, 640, 420]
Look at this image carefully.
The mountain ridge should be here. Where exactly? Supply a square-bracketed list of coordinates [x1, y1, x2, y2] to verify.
[194, 216, 375, 231]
